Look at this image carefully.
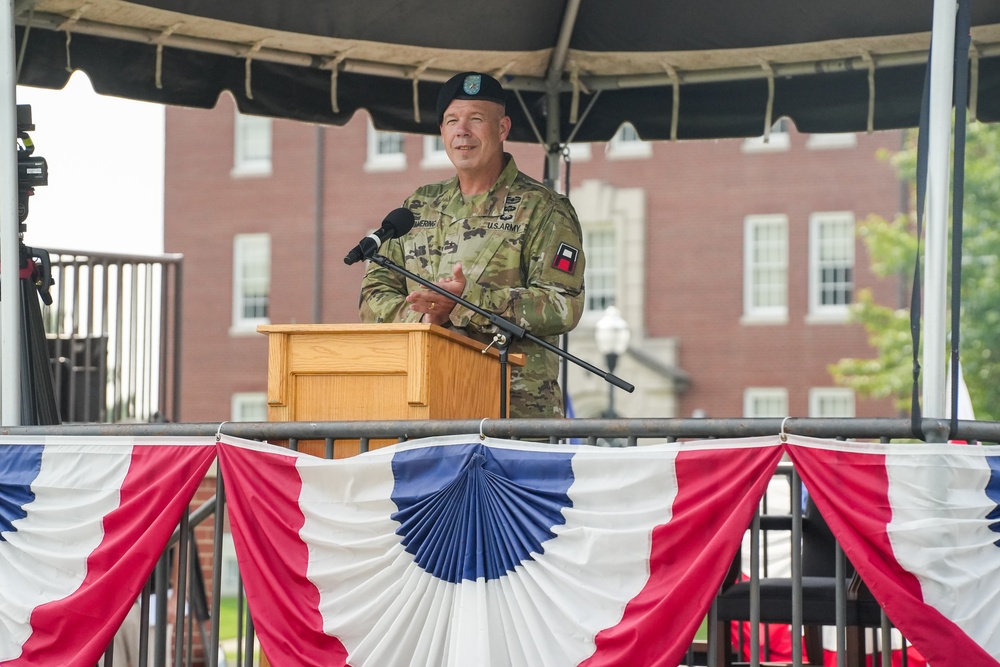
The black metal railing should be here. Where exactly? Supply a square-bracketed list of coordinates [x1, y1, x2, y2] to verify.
[41, 248, 183, 424]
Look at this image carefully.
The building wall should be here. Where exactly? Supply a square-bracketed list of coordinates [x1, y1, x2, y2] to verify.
[165, 96, 902, 423]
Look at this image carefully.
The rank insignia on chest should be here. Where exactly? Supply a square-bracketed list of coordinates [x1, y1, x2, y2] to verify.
[552, 242, 579, 274]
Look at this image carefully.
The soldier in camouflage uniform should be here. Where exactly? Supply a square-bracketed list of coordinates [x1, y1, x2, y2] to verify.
[359, 71, 585, 418]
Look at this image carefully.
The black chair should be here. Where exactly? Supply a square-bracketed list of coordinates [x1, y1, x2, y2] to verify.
[713, 495, 885, 666]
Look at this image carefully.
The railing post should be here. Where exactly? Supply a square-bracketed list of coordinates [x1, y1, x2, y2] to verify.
[209, 470, 226, 667]
[790, 470, 803, 666]
[750, 510, 761, 667]
[173, 511, 189, 667]
[242, 606, 256, 667]
[154, 551, 169, 667]
[707, 595, 721, 667]
[836, 543, 847, 667]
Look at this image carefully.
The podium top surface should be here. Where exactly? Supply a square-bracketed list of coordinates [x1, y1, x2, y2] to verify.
[257, 323, 525, 365]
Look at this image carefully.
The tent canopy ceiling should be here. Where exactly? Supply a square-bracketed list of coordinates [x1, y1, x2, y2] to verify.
[13, 0, 1000, 143]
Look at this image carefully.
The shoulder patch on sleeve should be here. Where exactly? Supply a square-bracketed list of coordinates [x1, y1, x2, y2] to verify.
[552, 242, 579, 275]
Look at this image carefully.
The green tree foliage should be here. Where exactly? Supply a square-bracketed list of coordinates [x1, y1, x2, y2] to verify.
[830, 122, 1000, 420]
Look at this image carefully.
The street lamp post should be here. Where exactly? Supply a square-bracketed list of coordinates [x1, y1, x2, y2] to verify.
[594, 306, 631, 418]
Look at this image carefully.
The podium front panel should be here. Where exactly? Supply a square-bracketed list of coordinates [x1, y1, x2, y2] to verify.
[259, 324, 523, 451]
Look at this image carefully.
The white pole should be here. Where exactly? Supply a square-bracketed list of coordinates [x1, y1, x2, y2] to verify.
[0, 0, 22, 426]
[922, 0, 957, 423]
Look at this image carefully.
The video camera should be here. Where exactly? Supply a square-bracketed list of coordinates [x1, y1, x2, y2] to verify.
[13, 104, 53, 305]
[17, 104, 48, 228]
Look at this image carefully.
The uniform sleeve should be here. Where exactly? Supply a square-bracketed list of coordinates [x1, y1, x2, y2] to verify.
[359, 236, 422, 323]
[455, 198, 586, 337]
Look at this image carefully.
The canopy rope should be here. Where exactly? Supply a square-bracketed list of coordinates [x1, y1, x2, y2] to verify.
[324, 49, 352, 113]
[663, 61, 680, 141]
[57, 3, 90, 73]
[243, 38, 267, 100]
[568, 65, 590, 124]
[760, 60, 775, 141]
[861, 50, 876, 133]
[154, 22, 183, 90]
[410, 60, 434, 124]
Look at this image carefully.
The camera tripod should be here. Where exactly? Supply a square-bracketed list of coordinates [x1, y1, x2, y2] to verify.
[14, 242, 60, 425]
[6, 104, 59, 425]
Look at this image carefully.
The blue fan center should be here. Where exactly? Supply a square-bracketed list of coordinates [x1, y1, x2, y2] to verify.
[0, 445, 43, 541]
[985, 456, 1000, 547]
[390, 443, 575, 583]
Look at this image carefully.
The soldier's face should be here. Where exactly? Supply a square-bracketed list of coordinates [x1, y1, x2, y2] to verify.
[440, 100, 511, 175]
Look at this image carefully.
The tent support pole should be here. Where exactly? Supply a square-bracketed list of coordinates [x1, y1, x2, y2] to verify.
[923, 0, 957, 421]
[313, 124, 325, 323]
[543, 87, 561, 190]
[1, 0, 22, 425]
[541, 85, 573, 414]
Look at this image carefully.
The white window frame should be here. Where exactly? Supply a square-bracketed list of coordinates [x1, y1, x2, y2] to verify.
[607, 123, 652, 159]
[365, 120, 406, 172]
[809, 388, 855, 417]
[743, 214, 788, 323]
[421, 135, 451, 169]
[569, 180, 643, 331]
[744, 388, 789, 418]
[232, 112, 272, 177]
[231, 392, 268, 421]
[742, 118, 791, 153]
[566, 142, 592, 161]
[231, 233, 270, 334]
[583, 225, 616, 315]
[808, 212, 855, 322]
[806, 132, 858, 150]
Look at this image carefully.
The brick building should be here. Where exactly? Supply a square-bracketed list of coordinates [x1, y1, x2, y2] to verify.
[164, 94, 903, 423]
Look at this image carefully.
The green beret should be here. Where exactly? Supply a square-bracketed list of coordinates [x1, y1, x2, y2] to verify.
[436, 72, 507, 124]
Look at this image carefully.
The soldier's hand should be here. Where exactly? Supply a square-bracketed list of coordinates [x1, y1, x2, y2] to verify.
[407, 262, 465, 325]
[440, 262, 466, 299]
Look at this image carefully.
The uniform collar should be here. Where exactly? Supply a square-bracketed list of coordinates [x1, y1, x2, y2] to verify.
[439, 153, 518, 218]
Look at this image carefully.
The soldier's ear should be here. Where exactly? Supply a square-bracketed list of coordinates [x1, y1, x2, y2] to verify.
[498, 115, 511, 142]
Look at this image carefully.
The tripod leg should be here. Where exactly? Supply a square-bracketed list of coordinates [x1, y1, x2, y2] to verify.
[20, 277, 60, 425]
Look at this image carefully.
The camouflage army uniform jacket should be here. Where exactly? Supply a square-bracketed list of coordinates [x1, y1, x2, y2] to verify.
[360, 155, 585, 418]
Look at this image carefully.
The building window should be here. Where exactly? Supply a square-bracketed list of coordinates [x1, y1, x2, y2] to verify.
[421, 135, 451, 169]
[742, 118, 791, 153]
[232, 392, 268, 421]
[809, 212, 854, 321]
[365, 120, 406, 171]
[806, 133, 858, 150]
[232, 112, 272, 176]
[566, 143, 592, 161]
[583, 226, 616, 313]
[809, 388, 855, 417]
[743, 214, 788, 322]
[232, 233, 270, 333]
[744, 388, 788, 418]
[607, 123, 652, 159]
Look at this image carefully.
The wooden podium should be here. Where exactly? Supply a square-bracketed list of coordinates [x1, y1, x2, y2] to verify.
[257, 323, 523, 453]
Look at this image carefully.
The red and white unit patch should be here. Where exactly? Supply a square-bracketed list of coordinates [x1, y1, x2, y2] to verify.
[552, 242, 579, 274]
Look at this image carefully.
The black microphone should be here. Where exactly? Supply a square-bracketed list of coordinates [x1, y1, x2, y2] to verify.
[343, 208, 415, 265]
